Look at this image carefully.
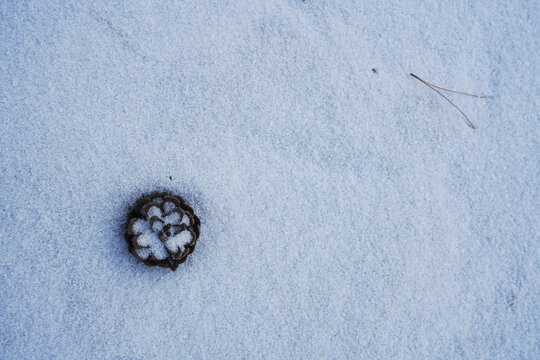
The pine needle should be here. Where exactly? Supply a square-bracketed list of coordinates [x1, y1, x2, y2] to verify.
[411, 74, 490, 99]
[410, 73, 490, 129]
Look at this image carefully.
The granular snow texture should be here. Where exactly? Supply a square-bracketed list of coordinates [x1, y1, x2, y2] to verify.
[0, 1, 538, 359]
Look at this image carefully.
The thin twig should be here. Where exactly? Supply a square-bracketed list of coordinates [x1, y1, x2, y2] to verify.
[410, 73, 477, 129]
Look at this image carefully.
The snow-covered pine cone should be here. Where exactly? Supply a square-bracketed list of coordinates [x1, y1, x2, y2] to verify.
[125, 192, 201, 271]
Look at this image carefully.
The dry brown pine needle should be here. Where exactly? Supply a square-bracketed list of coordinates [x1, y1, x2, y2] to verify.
[411, 73, 490, 129]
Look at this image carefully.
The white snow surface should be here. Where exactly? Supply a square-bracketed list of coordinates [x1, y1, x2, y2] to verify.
[0, 1, 538, 359]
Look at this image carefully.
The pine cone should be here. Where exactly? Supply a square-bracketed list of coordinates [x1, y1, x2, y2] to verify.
[125, 192, 201, 271]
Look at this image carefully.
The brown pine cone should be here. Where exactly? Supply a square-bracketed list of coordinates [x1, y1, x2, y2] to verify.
[125, 192, 201, 271]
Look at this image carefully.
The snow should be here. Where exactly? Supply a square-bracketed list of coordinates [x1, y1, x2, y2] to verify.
[162, 200, 175, 215]
[149, 217, 164, 232]
[134, 247, 152, 261]
[144, 204, 162, 220]
[162, 210, 182, 225]
[180, 214, 192, 226]
[165, 231, 193, 254]
[134, 233, 168, 261]
[131, 218, 147, 234]
[0, 0, 538, 359]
